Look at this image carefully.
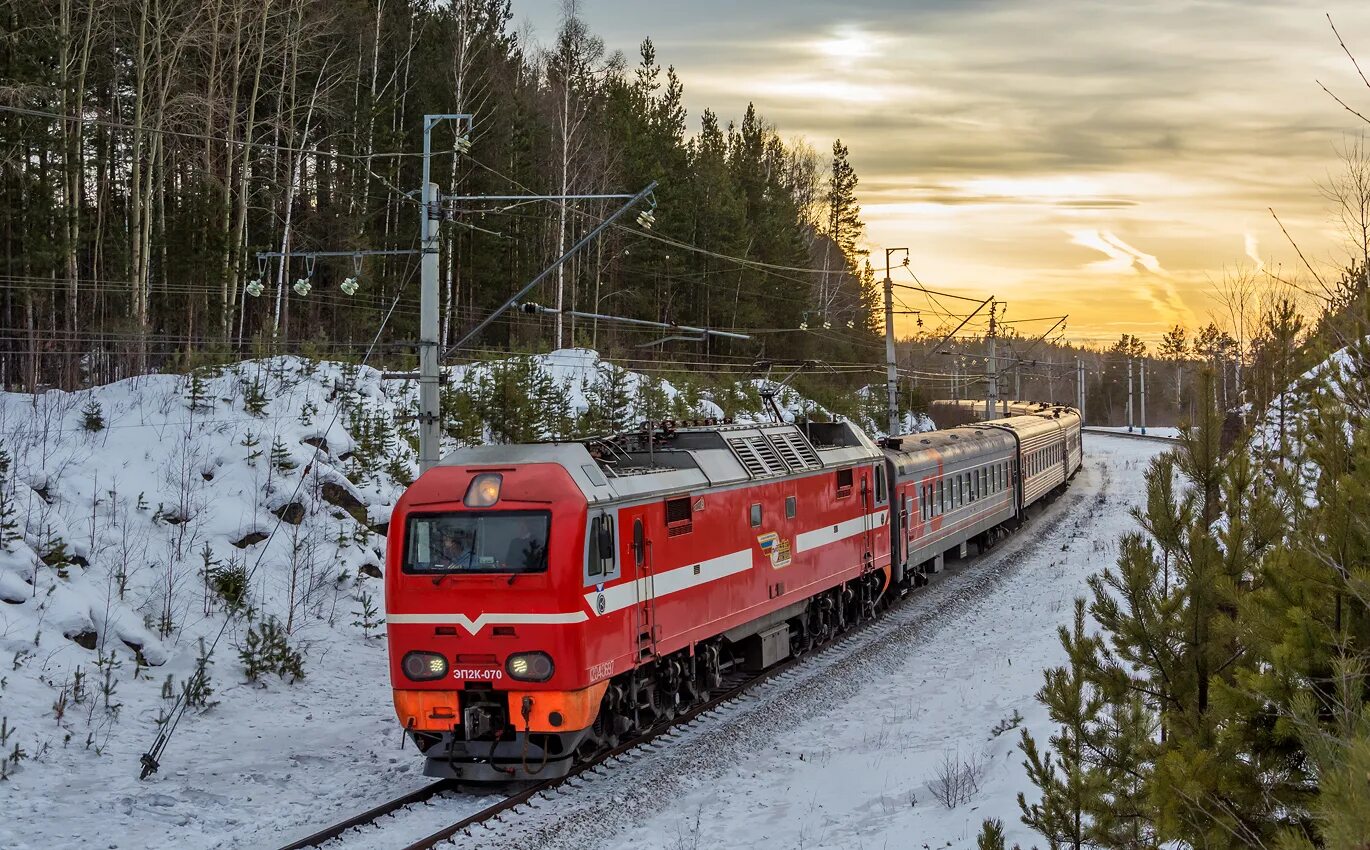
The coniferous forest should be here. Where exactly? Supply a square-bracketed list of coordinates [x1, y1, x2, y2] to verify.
[0, 0, 880, 392]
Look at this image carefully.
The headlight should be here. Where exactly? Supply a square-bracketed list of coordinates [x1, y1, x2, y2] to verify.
[506, 651, 554, 682]
[401, 651, 448, 681]
[464, 473, 502, 507]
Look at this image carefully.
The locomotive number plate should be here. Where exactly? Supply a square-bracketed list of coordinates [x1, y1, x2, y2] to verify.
[452, 667, 503, 681]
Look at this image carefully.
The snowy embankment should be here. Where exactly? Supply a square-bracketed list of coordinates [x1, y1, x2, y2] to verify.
[0, 348, 910, 850]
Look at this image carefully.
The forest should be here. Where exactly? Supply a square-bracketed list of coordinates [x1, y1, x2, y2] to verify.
[0, 0, 881, 395]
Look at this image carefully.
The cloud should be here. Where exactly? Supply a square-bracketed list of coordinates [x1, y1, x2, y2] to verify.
[1068, 229, 1155, 275]
[1244, 232, 1266, 273]
[1067, 230, 1196, 327]
[510, 0, 1370, 340]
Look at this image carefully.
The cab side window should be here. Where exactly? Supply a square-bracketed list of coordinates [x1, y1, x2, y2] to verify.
[587, 514, 618, 583]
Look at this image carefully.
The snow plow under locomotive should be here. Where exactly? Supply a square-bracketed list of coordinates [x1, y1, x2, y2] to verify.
[384, 404, 1082, 781]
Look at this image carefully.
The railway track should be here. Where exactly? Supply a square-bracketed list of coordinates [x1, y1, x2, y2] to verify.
[1082, 426, 1177, 443]
[275, 466, 1097, 850]
[275, 584, 914, 850]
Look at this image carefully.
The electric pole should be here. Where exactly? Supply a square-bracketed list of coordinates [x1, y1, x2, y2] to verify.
[1076, 358, 1085, 422]
[1140, 359, 1147, 434]
[1127, 358, 1134, 432]
[418, 113, 472, 475]
[985, 300, 999, 420]
[883, 248, 908, 436]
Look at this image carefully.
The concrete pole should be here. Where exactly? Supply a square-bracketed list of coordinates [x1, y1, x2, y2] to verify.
[1076, 358, 1085, 423]
[417, 118, 443, 475]
[884, 273, 899, 436]
[417, 114, 472, 475]
[1127, 358, 1134, 432]
[985, 300, 998, 420]
[1140, 359, 1147, 434]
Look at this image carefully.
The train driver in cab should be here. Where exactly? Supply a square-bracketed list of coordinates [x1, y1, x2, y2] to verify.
[434, 524, 476, 570]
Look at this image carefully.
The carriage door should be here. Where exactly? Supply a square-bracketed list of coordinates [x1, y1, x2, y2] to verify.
[627, 513, 658, 659]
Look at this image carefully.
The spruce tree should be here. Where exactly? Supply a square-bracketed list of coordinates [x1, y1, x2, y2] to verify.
[81, 398, 105, 432]
[186, 371, 210, 411]
[243, 376, 269, 416]
[270, 437, 296, 472]
[0, 482, 18, 553]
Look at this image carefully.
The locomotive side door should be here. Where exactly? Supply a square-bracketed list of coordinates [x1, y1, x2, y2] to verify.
[626, 511, 657, 659]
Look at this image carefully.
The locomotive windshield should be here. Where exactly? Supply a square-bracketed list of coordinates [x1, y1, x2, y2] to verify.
[403, 510, 550, 574]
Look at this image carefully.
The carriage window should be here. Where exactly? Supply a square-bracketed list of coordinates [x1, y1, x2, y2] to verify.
[875, 466, 888, 504]
[633, 518, 645, 567]
[750, 503, 763, 527]
[937, 480, 945, 514]
[786, 495, 797, 519]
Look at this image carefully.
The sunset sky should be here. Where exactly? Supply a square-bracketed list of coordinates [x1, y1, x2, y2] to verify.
[511, 0, 1370, 345]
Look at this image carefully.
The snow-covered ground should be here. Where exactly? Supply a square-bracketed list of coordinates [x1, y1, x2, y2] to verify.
[0, 349, 927, 850]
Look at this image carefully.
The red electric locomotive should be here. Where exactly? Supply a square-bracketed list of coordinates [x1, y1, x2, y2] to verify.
[384, 420, 892, 780]
[384, 405, 1082, 781]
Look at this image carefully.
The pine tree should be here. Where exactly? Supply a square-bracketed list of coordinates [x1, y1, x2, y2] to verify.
[0, 485, 18, 552]
[81, 398, 105, 432]
[0, 447, 18, 552]
[243, 376, 269, 416]
[43, 535, 72, 580]
[579, 364, 635, 436]
[186, 371, 210, 411]
[826, 139, 863, 259]
[1235, 351, 1370, 842]
[1018, 598, 1109, 850]
[241, 431, 262, 467]
[977, 818, 1006, 850]
[270, 437, 296, 472]
[1086, 372, 1281, 847]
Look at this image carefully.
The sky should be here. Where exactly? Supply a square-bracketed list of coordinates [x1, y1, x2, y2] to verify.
[510, 0, 1370, 345]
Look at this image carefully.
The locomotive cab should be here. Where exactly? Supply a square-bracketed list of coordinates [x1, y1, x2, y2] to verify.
[385, 447, 607, 781]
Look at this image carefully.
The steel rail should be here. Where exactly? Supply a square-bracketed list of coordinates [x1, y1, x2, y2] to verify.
[1082, 426, 1178, 444]
[275, 779, 458, 850]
